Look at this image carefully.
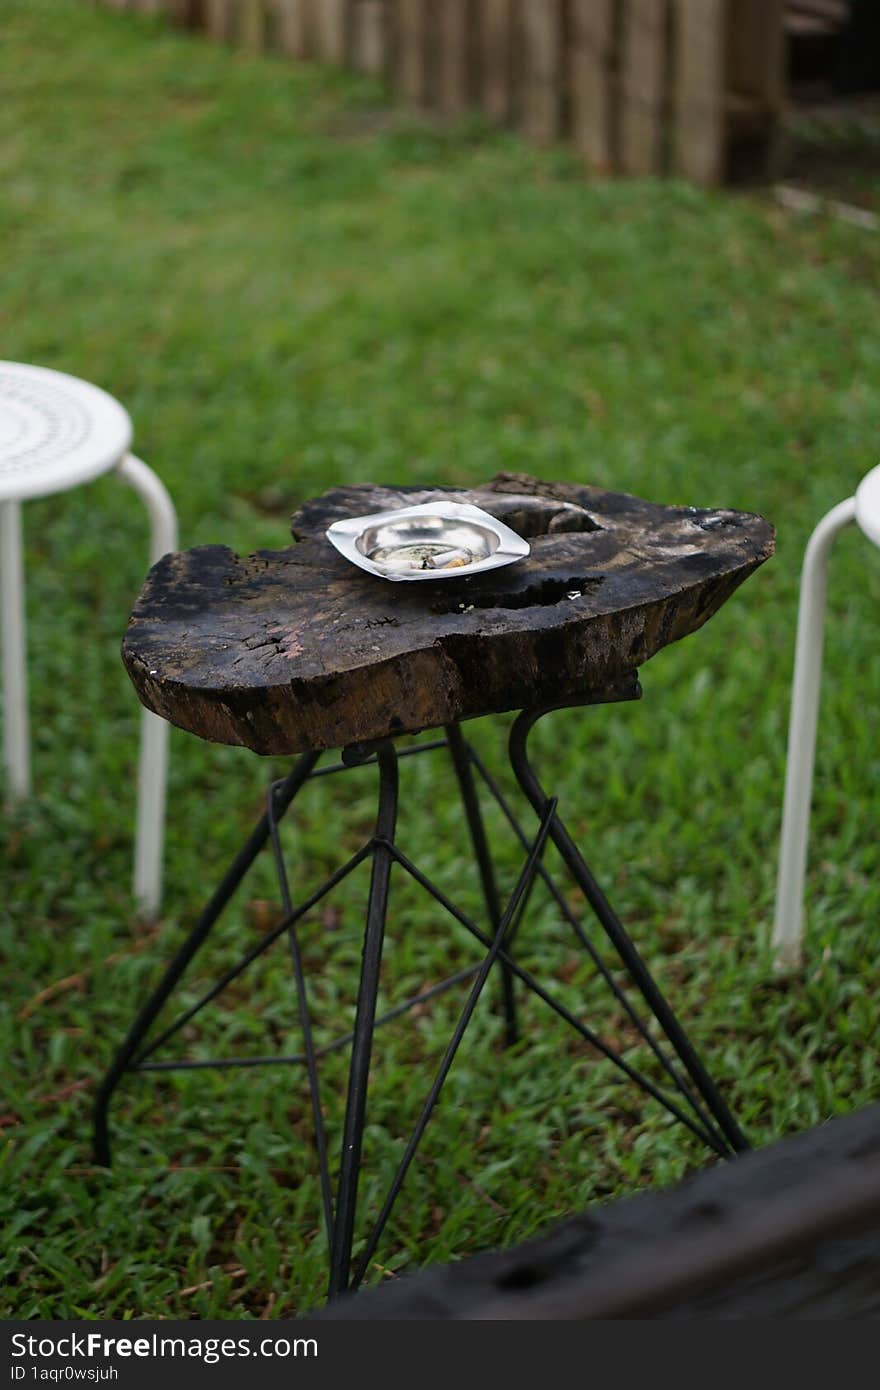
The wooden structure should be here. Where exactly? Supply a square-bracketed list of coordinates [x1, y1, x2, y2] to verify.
[98, 0, 788, 185]
[319, 1100, 880, 1318]
[122, 472, 774, 754]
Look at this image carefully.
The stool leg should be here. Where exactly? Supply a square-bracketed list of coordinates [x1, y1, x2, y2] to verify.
[131, 710, 169, 918]
[772, 497, 857, 972]
[93, 751, 318, 1166]
[1, 500, 31, 804]
[509, 706, 749, 1156]
[351, 797, 558, 1291]
[445, 723, 518, 1046]
[115, 453, 178, 917]
[268, 776, 335, 1250]
[328, 742, 399, 1299]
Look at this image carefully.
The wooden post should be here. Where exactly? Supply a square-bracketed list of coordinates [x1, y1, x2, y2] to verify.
[166, 0, 197, 24]
[396, 0, 428, 105]
[478, 0, 514, 124]
[725, 0, 786, 180]
[520, 0, 563, 143]
[437, 0, 471, 116]
[673, 0, 725, 184]
[204, 0, 230, 39]
[313, 0, 348, 64]
[238, 0, 267, 51]
[351, 0, 387, 77]
[726, 0, 785, 107]
[619, 0, 668, 175]
[275, 0, 310, 57]
[569, 0, 615, 172]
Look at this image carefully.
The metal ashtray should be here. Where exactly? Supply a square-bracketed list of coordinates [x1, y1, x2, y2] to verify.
[325, 501, 531, 582]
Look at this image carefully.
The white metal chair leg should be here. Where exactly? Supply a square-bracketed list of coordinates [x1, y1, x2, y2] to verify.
[0, 499, 31, 805]
[116, 453, 178, 917]
[772, 497, 857, 970]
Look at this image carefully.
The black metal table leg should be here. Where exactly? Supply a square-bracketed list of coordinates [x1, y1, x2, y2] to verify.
[93, 750, 319, 1167]
[268, 775, 335, 1250]
[95, 694, 748, 1302]
[508, 704, 749, 1156]
[328, 741, 399, 1299]
[350, 796, 558, 1290]
[445, 723, 518, 1046]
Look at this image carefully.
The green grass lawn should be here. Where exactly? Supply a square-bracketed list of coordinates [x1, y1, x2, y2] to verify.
[2, 0, 879, 1319]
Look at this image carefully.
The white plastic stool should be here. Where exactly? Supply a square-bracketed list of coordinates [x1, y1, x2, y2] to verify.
[0, 361, 178, 917]
[773, 464, 880, 970]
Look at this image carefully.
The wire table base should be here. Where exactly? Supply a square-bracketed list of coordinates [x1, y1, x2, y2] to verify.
[94, 682, 748, 1301]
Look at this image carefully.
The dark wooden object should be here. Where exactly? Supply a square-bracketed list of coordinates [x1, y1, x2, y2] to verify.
[122, 473, 774, 755]
[318, 1102, 880, 1320]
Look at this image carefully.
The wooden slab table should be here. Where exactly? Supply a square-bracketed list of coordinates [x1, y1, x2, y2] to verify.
[96, 473, 774, 1302]
[122, 472, 773, 754]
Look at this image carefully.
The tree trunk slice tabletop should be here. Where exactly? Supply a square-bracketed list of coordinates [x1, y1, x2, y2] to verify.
[122, 473, 775, 755]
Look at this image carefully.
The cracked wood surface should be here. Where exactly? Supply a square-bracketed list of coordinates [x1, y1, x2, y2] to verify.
[122, 473, 774, 754]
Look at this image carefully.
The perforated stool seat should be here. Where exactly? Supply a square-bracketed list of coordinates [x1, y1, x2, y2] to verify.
[0, 361, 178, 915]
[0, 361, 133, 501]
[773, 462, 880, 969]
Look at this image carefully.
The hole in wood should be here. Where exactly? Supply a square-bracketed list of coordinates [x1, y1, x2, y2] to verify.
[495, 502, 605, 539]
[430, 575, 604, 614]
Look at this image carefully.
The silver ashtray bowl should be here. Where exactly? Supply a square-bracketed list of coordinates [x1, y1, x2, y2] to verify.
[326, 501, 530, 582]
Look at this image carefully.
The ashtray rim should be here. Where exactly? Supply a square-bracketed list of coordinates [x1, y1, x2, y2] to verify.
[325, 500, 531, 583]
